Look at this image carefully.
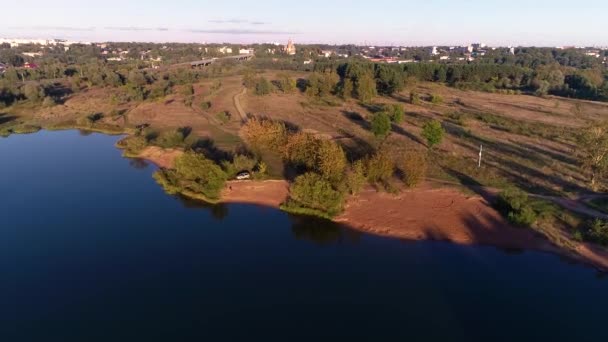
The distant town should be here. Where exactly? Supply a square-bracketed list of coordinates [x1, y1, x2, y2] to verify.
[1, 37, 607, 75]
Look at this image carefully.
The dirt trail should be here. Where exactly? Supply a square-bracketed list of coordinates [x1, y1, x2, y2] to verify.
[233, 87, 248, 122]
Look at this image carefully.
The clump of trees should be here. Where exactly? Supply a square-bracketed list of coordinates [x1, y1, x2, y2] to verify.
[281, 172, 345, 219]
[496, 187, 537, 227]
[153, 151, 227, 201]
[254, 77, 272, 96]
[305, 72, 339, 98]
[275, 73, 296, 93]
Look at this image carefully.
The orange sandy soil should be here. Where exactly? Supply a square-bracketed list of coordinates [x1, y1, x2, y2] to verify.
[135, 148, 608, 271]
[221, 180, 289, 207]
[336, 185, 553, 250]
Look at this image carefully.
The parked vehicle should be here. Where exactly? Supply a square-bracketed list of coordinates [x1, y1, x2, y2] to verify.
[236, 171, 251, 180]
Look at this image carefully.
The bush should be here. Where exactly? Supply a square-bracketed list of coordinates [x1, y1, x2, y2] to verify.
[216, 111, 231, 124]
[410, 91, 421, 105]
[496, 187, 537, 227]
[222, 154, 258, 178]
[385, 104, 405, 124]
[276, 73, 296, 93]
[365, 150, 395, 185]
[586, 219, 608, 246]
[399, 150, 427, 187]
[371, 112, 392, 138]
[153, 128, 190, 148]
[421, 120, 444, 148]
[346, 160, 366, 194]
[117, 135, 148, 156]
[254, 77, 272, 96]
[200, 101, 212, 110]
[42, 96, 56, 107]
[430, 94, 444, 104]
[281, 172, 345, 218]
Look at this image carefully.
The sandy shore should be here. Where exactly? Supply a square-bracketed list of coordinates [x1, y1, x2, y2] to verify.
[135, 147, 608, 271]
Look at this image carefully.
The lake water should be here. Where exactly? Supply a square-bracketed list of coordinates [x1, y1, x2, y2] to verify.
[0, 130, 607, 341]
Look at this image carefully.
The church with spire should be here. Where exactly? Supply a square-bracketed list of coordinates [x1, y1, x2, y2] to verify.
[284, 39, 296, 55]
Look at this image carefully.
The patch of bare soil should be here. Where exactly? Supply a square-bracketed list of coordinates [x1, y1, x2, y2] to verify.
[336, 185, 555, 251]
[221, 180, 289, 207]
[137, 146, 183, 168]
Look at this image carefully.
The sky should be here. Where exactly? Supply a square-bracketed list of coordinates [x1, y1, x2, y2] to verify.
[1, 0, 607, 46]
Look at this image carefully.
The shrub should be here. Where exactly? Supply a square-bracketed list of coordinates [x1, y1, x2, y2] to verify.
[385, 104, 405, 124]
[284, 133, 347, 184]
[345, 160, 366, 195]
[254, 77, 272, 96]
[200, 101, 212, 110]
[42, 96, 56, 107]
[365, 150, 395, 185]
[216, 111, 231, 124]
[410, 91, 421, 105]
[496, 187, 537, 227]
[399, 150, 427, 187]
[153, 128, 190, 148]
[371, 112, 392, 138]
[117, 135, 148, 156]
[430, 94, 444, 104]
[181, 84, 194, 96]
[276, 73, 296, 93]
[421, 120, 444, 148]
[282, 172, 345, 218]
[586, 219, 608, 246]
[222, 154, 258, 178]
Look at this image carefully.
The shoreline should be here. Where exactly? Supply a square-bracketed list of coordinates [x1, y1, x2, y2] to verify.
[134, 146, 608, 272]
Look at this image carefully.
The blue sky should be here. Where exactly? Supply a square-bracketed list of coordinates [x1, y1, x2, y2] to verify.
[1, 0, 606, 46]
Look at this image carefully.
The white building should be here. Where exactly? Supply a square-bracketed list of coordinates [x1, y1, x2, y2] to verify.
[219, 46, 233, 54]
[239, 48, 255, 55]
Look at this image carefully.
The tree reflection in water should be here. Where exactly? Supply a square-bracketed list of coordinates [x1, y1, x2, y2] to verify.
[289, 214, 362, 245]
[177, 195, 229, 220]
[128, 158, 150, 170]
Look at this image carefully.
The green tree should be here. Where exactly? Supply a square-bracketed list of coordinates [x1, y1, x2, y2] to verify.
[254, 77, 272, 96]
[276, 73, 296, 93]
[385, 104, 405, 124]
[421, 120, 444, 148]
[365, 150, 395, 185]
[355, 73, 377, 102]
[576, 123, 608, 191]
[371, 112, 392, 138]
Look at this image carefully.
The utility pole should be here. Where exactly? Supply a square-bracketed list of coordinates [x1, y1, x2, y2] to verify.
[478, 144, 483, 168]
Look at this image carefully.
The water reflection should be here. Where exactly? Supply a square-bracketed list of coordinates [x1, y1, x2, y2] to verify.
[128, 158, 150, 170]
[176, 195, 229, 220]
[289, 214, 361, 245]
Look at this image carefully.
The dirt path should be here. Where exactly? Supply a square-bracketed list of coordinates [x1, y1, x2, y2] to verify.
[233, 87, 248, 122]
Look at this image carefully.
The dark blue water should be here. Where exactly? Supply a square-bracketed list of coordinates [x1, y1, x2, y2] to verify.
[0, 130, 607, 342]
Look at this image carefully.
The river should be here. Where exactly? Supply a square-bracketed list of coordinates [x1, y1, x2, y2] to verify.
[0, 130, 606, 341]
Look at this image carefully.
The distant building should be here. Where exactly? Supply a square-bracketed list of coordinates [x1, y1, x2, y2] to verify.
[219, 46, 233, 54]
[239, 48, 255, 55]
[284, 39, 296, 55]
[439, 56, 450, 60]
[22, 52, 43, 58]
[320, 50, 333, 58]
[509, 47, 515, 55]
[430, 46, 438, 55]
[472, 43, 486, 49]
[0, 62, 6, 73]
[23, 62, 38, 69]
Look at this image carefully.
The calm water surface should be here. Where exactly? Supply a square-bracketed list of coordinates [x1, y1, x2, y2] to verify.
[0, 130, 607, 341]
